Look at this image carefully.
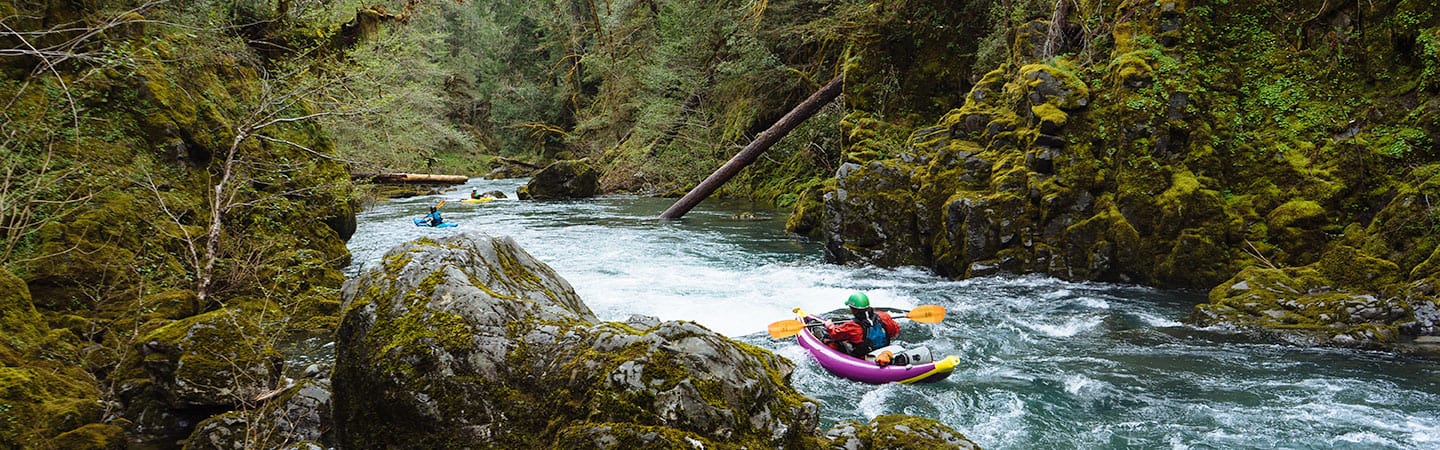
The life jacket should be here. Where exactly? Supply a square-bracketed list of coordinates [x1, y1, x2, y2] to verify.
[862, 310, 889, 351]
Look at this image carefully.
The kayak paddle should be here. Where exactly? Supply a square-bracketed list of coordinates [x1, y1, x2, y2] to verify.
[767, 319, 819, 338]
[766, 305, 947, 338]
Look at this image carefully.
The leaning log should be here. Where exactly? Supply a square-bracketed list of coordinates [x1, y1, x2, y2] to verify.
[351, 172, 469, 184]
[659, 75, 844, 219]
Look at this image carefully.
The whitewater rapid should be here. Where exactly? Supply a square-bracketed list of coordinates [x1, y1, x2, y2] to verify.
[344, 178, 1440, 449]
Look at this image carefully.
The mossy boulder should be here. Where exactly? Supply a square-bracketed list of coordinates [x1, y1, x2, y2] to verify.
[1195, 253, 1417, 348]
[823, 162, 928, 267]
[0, 267, 44, 358]
[785, 181, 831, 239]
[138, 307, 283, 410]
[0, 356, 104, 448]
[0, 267, 109, 447]
[517, 159, 600, 200]
[48, 423, 126, 450]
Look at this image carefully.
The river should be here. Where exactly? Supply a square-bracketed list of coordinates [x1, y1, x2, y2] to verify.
[343, 178, 1440, 449]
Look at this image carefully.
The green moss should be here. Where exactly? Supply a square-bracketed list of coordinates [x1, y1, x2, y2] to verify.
[0, 268, 44, 352]
[552, 422, 719, 449]
[1318, 246, 1402, 294]
[140, 306, 283, 408]
[1267, 199, 1326, 229]
[1031, 103, 1068, 128]
[49, 423, 125, 449]
[1156, 169, 1201, 214]
[784, 180, 832, 238]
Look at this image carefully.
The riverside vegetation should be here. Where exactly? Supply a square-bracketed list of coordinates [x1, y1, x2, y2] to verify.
[1, 0, 1437, 447]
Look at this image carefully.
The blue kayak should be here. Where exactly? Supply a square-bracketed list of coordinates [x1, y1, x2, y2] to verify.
[413, 218, 457, 228]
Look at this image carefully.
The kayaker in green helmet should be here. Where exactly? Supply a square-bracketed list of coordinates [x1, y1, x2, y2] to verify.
[823, 292, 900, 359]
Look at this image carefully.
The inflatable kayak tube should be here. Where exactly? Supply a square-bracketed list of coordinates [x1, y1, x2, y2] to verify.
[413, 218, 458, 228]
[796, 316, 959, 385]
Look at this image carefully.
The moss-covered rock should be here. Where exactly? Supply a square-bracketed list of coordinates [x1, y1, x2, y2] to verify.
[0, 267, 44, 358]
[138, 306, 283, 409]
[517, 159, 601, 200]
[0, 356, 104, 448]
[0, 267, 111, 447]
[823, 161, 928, 267]
[49, 423, 126, 450]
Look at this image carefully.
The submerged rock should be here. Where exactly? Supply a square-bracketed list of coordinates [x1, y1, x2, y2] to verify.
[331, 232, 978, 448]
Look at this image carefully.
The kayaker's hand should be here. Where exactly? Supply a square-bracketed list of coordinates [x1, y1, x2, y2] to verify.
[875, 350, 894, 367]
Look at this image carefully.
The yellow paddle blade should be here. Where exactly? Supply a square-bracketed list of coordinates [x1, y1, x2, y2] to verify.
[902, 305, 946, 323]
[436, 200, 447, 209]
[767, 319, 807, 338]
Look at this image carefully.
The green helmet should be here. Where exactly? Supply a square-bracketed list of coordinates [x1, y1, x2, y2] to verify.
[845, 292, 870, 309]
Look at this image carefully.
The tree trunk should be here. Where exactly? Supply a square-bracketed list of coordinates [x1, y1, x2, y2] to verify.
[659, 75, 844, 219]
[350, 172, 469, 184]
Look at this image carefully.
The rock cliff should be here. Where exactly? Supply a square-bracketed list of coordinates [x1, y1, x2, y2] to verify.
[794, 1, 1440, 349]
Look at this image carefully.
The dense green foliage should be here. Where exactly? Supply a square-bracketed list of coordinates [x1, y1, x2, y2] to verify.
[6, 0, 1440, 446]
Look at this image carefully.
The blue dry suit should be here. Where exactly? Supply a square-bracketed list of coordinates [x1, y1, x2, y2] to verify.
[424, 210, 443, 226]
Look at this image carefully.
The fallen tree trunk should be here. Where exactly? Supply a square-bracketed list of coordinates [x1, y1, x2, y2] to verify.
[659, 75, 844, 219]
[351, 172, 469, 184]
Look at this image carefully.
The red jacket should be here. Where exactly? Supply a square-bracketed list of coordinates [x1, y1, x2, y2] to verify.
[824, 311, 900, 345]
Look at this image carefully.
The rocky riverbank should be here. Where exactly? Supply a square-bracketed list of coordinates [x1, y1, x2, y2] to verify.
[177, 232, 978, 448]
[789, 1, 1440, 350]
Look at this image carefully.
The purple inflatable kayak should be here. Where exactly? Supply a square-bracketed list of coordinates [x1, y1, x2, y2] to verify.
[796, 317, 959, 385]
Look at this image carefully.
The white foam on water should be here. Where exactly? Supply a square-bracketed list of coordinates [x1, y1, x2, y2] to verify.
[1405, 417, 1440, 445]
[565, 260, 923, 336]
[1024, 315, 1103, 338]
[962, 393, 1031, 448]
[1041, 289, 1072, 300]
[1062, 374, 1107, 397]
[856, 385, 894, 419]
[1134, 311, 1182, 327]
[1332, 430, 1402, 447]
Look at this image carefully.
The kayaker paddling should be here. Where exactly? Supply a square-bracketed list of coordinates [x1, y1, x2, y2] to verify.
[767, 302, 957, 384]
[822, 292, 901, 362]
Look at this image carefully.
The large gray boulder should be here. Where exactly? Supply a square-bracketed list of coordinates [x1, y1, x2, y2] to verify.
[332, 233, 818, 448]
[517, 159, 600, 200]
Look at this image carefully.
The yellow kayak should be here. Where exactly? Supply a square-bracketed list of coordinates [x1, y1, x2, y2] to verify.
[461, 197, 495, 204]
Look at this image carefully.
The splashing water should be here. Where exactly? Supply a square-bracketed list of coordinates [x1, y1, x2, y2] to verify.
[344, 178, 1440, 449]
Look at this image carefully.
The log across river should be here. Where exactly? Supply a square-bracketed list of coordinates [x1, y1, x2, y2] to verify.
[333, 177, 1440, 450]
